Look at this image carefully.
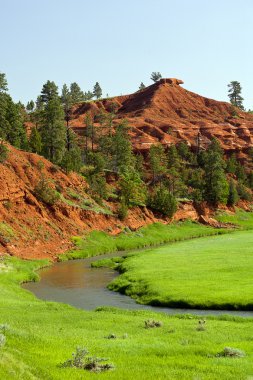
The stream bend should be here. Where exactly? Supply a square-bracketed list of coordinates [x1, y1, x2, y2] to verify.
[23, 251, 253, 318]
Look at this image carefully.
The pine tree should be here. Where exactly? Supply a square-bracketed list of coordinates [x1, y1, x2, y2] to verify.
[135, 154, 145, 179]
[149, 144, 167, 181]
[84, 113, 95, 155]
[61, 84, 71, 107]
[203, 139, 229, 205]
[226, 153, 237, 174]
[177, 141, 192, 162]
[119, 169, 147, 207]
[29, 127, 42, 154]
[61, 144, 82, 174]
[112, 120, 133, 173]
[41, 80, 59, 104]
[93, 82, 102, 99]
[248, 171, 253, 190]
[36, 95, 44, 110]
[69, 82, 85, 103]
[5, 96, 28, 149]
[84, 91, 94, 101]
[150, 72, 162, 82]
[26, 100, 35, 112]
[235, 163, 247, 184]
[227, 179, 239, 206]
[0, 73, 27, 149]
[40, 97, 66, 163]
[228, 81, 244, 110]
[0, 72, 8, 92]
[167, 145, 180, 170]
[139, 82, 146, 90]
[87, 173, 108, 201]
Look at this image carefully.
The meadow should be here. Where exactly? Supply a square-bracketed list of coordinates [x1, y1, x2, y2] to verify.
[0, 256, 253, 379]
[108, 230, 253, 310]
[1, 211, 253, 379]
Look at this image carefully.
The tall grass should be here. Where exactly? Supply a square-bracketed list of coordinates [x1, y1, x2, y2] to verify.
[59, 221, 229, 261]
[216, 208, 253, 229]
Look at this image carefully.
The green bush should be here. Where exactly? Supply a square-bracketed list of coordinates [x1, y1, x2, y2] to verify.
[216, 347, 246, 358]
[148, 185, 177, 217]
[0, 142, 8, 163]
[237, 181, 252, 201]
[34, 175, 60, 206]
[61, 347, 114, 372]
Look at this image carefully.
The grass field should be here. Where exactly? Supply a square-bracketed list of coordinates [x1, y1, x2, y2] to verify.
[59, 220, 229, 261]
[0, 256, 253, 379]
[108, 230, 253, 310]
[1, 211, 253, 379]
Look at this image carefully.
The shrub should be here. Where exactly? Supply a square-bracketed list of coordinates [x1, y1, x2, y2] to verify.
[0, 324, 9, 333]
[3, 201, 11, 210]
[237, 181, 252, 201]
[0, 142, 8, 163]
[216, 347, 246, 358]
[50, 165, 59, 174]
[37, 160, 44, 171]
[196, 320, 206, 331]
[148, 185, 177, 217]
[105, 333, 117, 339]
[0, 333, 6, 348]
[61, 347, 114, 373]
[34, 175, 60, 206]
[145, 319, 163, 329]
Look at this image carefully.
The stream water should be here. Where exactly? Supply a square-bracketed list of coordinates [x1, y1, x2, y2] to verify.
[23, 251, 253, 318]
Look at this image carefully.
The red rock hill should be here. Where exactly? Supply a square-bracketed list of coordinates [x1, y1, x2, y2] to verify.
[70, 78, 253, 158]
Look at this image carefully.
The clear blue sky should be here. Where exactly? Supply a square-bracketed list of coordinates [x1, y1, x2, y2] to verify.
[1, 0, 253, 109]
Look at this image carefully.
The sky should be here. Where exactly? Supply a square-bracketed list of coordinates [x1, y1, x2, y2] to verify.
[1, 0, 253, 109]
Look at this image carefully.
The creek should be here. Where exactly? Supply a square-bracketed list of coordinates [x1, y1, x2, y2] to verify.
[23, 251, 253, 318]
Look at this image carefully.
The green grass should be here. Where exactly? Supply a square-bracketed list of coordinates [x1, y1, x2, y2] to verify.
[108, 230, 253, 310]
[59, 220, 230, 261]
[60, 192, 113, 215]
[0, 256, 253, 379]
[216, 208, 253, 229]
[90, 256, 124, 268]
[0, 222, 16, 243]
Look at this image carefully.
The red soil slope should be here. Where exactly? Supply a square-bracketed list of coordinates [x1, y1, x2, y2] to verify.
[2, 145, 193, 260]
[70, 78, 253, 160]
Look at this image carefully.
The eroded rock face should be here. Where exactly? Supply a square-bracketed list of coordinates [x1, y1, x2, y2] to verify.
[160, 78, 184, 85]
[0, 145, 167, 260]
[70, 79, 253, 164]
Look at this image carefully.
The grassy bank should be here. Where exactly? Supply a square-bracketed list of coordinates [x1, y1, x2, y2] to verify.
[59, 220, 230, 261]
[108, 230, 253, 310]
[0, 256, 253, 379]
[216, 208, 253, 229]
